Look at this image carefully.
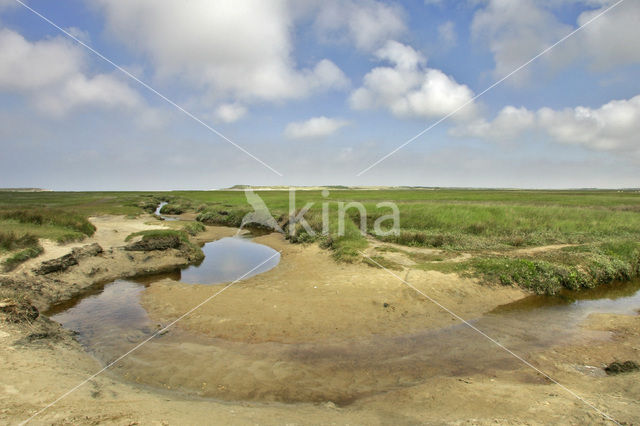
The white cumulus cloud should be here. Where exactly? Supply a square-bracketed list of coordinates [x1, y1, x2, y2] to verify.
[284, 116, 349, 140]
[454, 106, 535, 142]
[471, 0, 572, 84]
[472, 0, 640, 83]
[350, 40, 477, 120]
[312, 0, 406, 52]
[94, 0, 349, 104]
[573, 1, 640, 70]
[455, 94, 640, 155]
[0, 28, 142, 116]
[538, 95, 640, 152]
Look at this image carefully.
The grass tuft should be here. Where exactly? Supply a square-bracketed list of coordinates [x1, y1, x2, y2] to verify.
[2, 245, 44, 272]
[182, 221, 206, 236]
[0, 232, 39, 252]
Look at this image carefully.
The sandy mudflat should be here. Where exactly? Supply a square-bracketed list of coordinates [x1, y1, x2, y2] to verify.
[142, 232, 525, 343]
[1, 215, 639, 424]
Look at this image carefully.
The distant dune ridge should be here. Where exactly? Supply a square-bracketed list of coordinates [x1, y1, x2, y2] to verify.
[0, 188, 49, 192]
[224, 185, 438, 191]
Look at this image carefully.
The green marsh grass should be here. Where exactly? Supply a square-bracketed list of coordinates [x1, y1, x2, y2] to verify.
[3, 189, 640, 292]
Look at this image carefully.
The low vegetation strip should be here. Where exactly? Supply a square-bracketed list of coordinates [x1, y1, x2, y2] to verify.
[0, 232, 39, 252]
[2, 245, 44, 272]
[438, 241, 640, 295]
[1, 189, 639, 294]
[0, 210, 96, 236]
[0, 209, 96, 243]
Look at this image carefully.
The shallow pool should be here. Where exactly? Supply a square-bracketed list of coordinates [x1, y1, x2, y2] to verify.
[48, 242, 640, 405]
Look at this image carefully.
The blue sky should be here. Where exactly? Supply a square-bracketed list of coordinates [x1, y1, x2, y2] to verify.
[0, 0, 639, 190]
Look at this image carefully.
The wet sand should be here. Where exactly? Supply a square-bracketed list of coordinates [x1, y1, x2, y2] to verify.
[142, 232, 525, 344]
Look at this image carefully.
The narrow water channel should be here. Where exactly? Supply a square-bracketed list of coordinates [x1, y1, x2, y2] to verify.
[154, 201, 179, 221]
[48, 233, 640, 405]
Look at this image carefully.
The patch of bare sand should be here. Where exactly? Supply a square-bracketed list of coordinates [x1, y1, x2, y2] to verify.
[365, 238, 473, 265]
[0, 215, 207, 311]
[509, 244, 577, 256]
[142, 232, 525, 344]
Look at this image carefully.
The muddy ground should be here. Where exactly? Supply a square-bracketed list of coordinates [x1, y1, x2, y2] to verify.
[0, 215, 639, 424]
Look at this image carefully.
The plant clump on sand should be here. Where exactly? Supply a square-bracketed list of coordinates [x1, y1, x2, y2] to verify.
[604, 360, 640, 375]
[2, 245, 44, 272]
[197, 208, 248, 228]
[182, 221, 206, 236]
[124, 229, 204, 261]
[0, 292, 39, 323]
[159, 203, 189, 215]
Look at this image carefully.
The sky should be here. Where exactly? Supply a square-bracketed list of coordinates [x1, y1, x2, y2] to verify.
[0, 0, 639, 190]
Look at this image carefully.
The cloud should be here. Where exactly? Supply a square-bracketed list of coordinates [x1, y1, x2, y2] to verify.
[65, 27, 91, 43]
[312, 0, 406, 51]
[472, 0, 640, 83]
[214, 103, 247, 123]
[537, 95, 640, 152]
[573, 1, 640, 70]
[0, 28, 142, 116]
[454, 94, 640, 155]
[453, 106, 535, 142]
[350, 40, 477, 120]
[284, 116, 349, 140]
[437, 21, 457, 49]
[471, 0, 572, 84]
[0, 0, 17, 10]
[95, 0, 349, 103]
